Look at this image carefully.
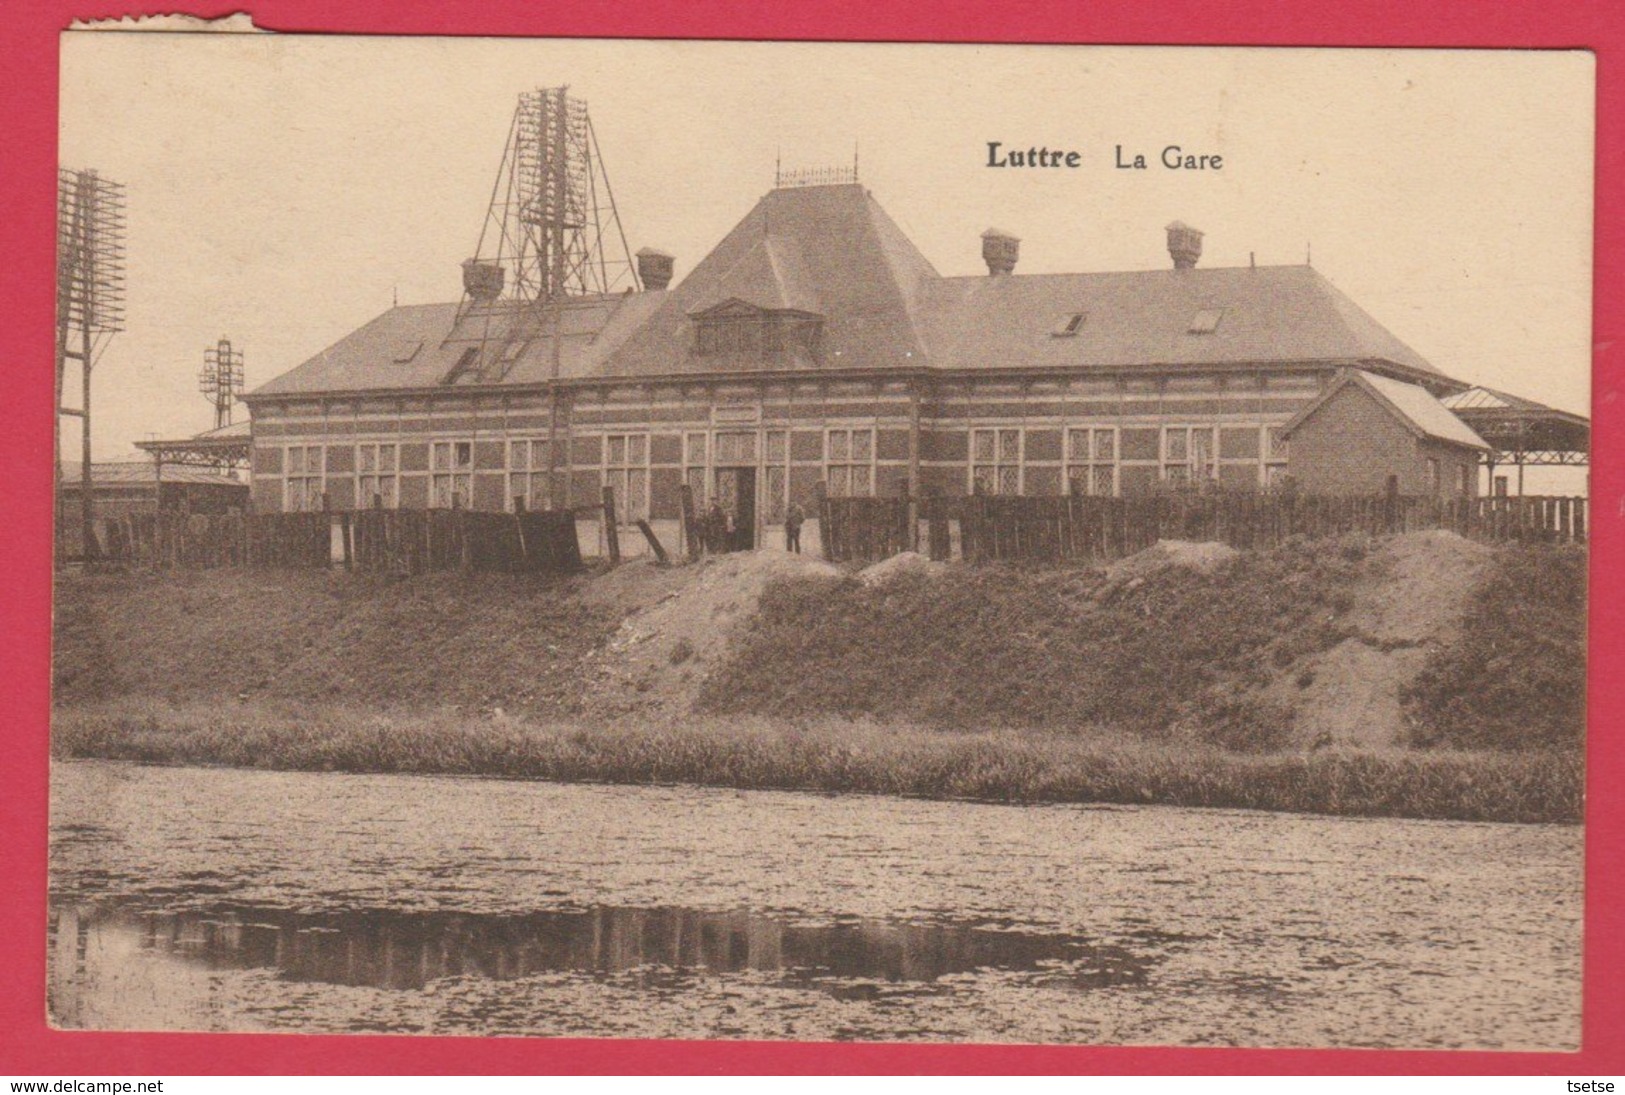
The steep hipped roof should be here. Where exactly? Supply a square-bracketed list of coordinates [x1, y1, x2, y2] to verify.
[249, 292, 666, 397]
[598, 183, 939, 377]
[251, 184, 1457, 397]
[915, 265, 1445, 380]
[1283, 369, 1488, 450]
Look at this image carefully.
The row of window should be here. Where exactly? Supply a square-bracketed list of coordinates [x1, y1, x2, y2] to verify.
[281, 424, 1293, 513]
[967, 425, 1290, 496]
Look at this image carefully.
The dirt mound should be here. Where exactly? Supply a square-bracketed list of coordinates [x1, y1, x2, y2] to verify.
[857, 551, 947, 587]
[578, 550, 840, 717]
[1095, 540, 1237, 603]
[1105, 540, 1239, 584]
[1274, 530, 1492, 748]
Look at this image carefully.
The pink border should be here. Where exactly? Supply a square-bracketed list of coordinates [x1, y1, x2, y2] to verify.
[2, 0, 1620, 1075]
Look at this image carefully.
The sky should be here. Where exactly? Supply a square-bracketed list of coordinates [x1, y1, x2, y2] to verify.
[59, 34, 1594, 463]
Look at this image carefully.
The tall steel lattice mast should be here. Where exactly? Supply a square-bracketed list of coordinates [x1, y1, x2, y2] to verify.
[56, 168, 127, 564]
[459, 88, 638, 331]
[198, 337, 245, 431]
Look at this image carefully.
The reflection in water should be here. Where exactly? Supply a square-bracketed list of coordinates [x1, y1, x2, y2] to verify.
[49, 899, 1148, 1006]
[47, 761, 1586, 1045]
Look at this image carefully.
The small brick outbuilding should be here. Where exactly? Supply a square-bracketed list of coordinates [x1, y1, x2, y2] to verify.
[1281, 369, 1490, 497]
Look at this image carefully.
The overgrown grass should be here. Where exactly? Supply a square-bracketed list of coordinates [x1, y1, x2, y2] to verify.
[52, 569, 615, 716]
[700, 535, 1372, 738]
[1403, 545, 1587, 749]
[52, 698, 1582, 824]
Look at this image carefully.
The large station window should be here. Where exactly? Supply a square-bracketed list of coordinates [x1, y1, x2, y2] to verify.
[1065, 427, 1117, 497]
[356, 443, 398, 508]
[284, 445, 324, 511]
[684, 432, 708, 507]
[1163, 426, 1217, 486]
[604, 433, 650, 523]
[431, 440, 473, 508]
[826, 428, 874, 497]
[507, 439, 550, 511]
[971, 428, 1022, 495]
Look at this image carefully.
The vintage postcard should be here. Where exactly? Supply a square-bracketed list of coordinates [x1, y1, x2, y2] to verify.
[49, 32, 1592, 1049]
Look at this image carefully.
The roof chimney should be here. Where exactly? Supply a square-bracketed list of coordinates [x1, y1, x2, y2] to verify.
[636, 247, 674, 291]
[461, 258, 504, 302]
[981, 228, 1020, 276]
[1166, 221, 1203, 270]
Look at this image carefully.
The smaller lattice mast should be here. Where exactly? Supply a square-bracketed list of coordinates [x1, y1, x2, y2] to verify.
[198, 337, 245, 430]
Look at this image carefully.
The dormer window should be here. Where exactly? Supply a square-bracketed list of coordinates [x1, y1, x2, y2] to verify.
[692, 300, 824, 360]
[442, 352, 477, 386]
[443, 346, 481, 384]
[1051, 312, 1087, 338]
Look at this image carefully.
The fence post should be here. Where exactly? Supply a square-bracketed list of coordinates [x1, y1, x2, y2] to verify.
[602, 485, 621, 565]
[1383, 476, 1400, 535]
[636, 519, 670, 565]
[678, 484, 700, 562]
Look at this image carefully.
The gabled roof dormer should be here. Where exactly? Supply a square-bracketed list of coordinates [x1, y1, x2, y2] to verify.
[690, 297, 824, 362]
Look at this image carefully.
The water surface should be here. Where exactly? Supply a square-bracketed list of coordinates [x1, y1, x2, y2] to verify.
[49, 760, 1582, 1046]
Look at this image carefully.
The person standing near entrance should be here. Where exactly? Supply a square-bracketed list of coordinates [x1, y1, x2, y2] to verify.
[784, 501, 805, 554]
[705, 501, 726, 554]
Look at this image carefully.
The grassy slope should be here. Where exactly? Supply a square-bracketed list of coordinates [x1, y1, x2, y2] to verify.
[701, 537, 1371, 750]
[1402, 544, 1587, 749]
[53, 569, 615, 716]
[50, 538, 1586, 823]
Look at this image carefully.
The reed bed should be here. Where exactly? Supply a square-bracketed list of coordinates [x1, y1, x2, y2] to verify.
[53, 699, 1582, 825]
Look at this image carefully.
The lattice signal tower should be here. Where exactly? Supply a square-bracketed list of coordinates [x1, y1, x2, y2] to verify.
[198, 338, 246, 430]
[460, 87, 639, 321]
[56, 168, 128, 563]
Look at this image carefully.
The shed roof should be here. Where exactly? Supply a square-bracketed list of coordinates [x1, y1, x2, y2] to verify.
[1283, 369, 1489, 451]
[59, 461, 247, 487]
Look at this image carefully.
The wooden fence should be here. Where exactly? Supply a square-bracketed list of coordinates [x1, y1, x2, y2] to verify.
[819, 491, 1588, 565]
[106, 506, 585, 575]
[349, 508, 583, 575]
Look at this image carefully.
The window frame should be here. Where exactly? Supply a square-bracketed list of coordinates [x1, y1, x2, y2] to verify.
[505, 438, 551, 512]
[969, 426, 1024, 496]
[1065, 426, 1119, 497]
[684, 431, 709, 508]
[430, 439, 474, 509]
[283, 443, 325, 512]
[603, 431, 651, 524]
[826, 427, 877, 498]
[355, 441, 400, 509]
[763, 429, 790, 523]
[1161, 425, 1218, 487]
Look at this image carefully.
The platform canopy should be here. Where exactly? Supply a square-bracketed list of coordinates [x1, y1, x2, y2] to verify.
[1441, 387, 1589, 468]
[133, 418, 251, 471]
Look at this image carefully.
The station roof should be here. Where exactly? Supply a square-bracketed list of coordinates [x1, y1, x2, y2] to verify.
[59, 461, 246, 487]
[250, 183, 1458, 398]
[1441, 386, 1590, 460]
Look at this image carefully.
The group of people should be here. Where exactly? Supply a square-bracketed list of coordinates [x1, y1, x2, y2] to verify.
[697, 500, 806, 554]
